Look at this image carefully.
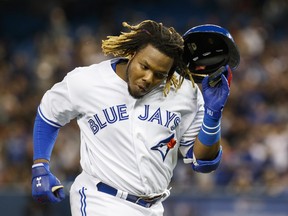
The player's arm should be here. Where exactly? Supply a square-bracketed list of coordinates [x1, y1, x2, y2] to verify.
[31, 75, 78, 203]
[31, 109, 65, 203]
[189, 66, 231, 173]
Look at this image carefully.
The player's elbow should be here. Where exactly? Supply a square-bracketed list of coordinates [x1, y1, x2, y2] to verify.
[191, 146, 222, 173]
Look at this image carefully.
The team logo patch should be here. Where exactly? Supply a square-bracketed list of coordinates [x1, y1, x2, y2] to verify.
[151, 134, 177, 161]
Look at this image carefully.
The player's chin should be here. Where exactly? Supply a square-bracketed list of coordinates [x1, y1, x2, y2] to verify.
[128, 85, 146, 99]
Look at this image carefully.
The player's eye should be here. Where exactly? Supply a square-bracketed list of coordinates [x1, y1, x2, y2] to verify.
[154, 72, 168, 80]
[140, 64, 149, 70]
[139, 63, 168, 80]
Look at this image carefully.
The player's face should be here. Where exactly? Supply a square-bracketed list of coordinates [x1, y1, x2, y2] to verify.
[126, 44, 174, 99]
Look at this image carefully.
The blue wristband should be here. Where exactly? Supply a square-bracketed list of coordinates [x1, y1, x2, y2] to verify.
[197, 115, 221, 146]
[33, 110, 60, 161]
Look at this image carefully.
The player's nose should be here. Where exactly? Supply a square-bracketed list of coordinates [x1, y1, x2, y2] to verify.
[142, 70, 153, 84]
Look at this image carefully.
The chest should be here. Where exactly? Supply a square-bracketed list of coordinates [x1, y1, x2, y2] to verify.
[87, 103, 181, 135]
[74, 77, 197, 138]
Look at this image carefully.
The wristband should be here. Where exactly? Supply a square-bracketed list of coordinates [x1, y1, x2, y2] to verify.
[197, 115, 221, 146]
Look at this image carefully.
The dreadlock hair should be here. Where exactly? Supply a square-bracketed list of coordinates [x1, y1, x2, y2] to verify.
[102, 20, 195, 96]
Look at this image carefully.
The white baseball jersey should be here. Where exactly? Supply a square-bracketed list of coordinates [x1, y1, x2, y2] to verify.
[39, 58, 204, 197]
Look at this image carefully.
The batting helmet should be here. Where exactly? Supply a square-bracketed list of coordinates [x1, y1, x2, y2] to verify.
[182, 24, 240, 83]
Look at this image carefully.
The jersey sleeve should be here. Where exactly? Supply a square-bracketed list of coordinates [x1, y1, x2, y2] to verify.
[178, 87, 205, 160]
[39, 74, 79, 127]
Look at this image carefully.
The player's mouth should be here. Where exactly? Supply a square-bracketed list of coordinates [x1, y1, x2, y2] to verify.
[138, 85, 147, 91]
[137, 84, 147, 92]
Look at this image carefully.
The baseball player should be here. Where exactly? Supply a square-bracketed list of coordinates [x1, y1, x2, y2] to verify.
[31, 20, 239, 216]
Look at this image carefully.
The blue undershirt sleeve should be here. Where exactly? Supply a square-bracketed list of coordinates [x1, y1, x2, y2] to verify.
[33, 111, 60, 161]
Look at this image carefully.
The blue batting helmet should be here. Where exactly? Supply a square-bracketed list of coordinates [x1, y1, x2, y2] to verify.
[182, 24, 240, 83]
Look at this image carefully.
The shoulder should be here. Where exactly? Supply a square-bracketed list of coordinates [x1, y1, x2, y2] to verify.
[173, 75, 204, 109]
[67, 59, 112, 77]
[156, 75, 204, 111]
[63, 59, 116, 86]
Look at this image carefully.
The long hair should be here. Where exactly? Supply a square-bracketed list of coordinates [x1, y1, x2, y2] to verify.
[102, 20, 194, 96]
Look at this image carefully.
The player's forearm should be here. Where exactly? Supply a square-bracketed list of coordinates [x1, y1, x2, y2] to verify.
[193, 138, 220, 160]
[33, 158, 50, 164]
[194, 114, 222, 160]
[33, 110, 59, 162]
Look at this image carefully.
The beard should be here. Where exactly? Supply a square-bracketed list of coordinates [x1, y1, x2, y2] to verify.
[127, 85, 142, 99]
[125, 58, 144, 99]
[125, 60, 144, 99]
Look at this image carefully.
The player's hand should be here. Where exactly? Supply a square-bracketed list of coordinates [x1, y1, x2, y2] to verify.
[32, 163, 65, 203]
[201, 65, 231, 120]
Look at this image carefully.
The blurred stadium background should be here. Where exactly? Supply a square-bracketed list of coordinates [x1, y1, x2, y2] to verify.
[0, 0, 288, 215]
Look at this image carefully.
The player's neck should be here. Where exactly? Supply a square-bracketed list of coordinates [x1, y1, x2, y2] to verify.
[116, 62, 128, 82]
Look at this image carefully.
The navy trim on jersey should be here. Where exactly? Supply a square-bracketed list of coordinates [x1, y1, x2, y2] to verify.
[111, 58, 128, 72]
[38, 106, 62, 128]
[179, 140, 195, 146]
[79, 187, 87, 216]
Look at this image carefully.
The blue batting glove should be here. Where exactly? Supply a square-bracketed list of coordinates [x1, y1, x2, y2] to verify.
[202, 67, 230, 120]
[32, 163, 65, 203]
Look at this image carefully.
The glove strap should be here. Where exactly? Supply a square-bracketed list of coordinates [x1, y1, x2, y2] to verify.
[198, 115, 221, 146]
[32, 162, 49, 170]
[204, 106, 222, 120]
[32, 163, 50, 177]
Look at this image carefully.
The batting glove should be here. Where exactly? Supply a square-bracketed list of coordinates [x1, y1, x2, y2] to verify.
[202, 65, 231, 120]
[32, 163, 65, 203]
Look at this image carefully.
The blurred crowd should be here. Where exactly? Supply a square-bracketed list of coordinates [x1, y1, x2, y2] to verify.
[0, 0, 288, 200]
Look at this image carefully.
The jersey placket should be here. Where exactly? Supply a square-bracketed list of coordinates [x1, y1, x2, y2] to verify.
[129, 99, 152, 194]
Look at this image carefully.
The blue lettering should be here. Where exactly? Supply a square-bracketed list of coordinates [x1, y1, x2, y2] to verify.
[88, 119, 99, 134]
[148, 108, 162, 125]
[138, 105, 149, 120]
[164, 111, 176, 128]
[88, 104, 129, 135]
[171, 117, 181, 130]
[94, 114, 107, 129]
[103, 107, 117, 123]
[88, 104, 181, 135]
[117, 104, 129, 121]
[138, 105, 180, 129]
